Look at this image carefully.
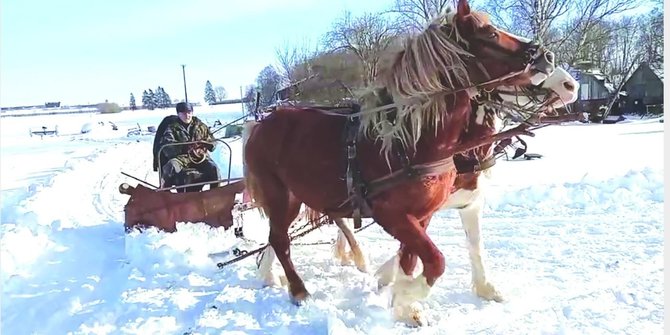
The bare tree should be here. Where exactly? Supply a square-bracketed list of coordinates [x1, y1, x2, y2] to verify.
[287, 50, 365, 103]
[386, 0, 451, 32]
[214, 86, 227, 102]
[323, 11, 401, 86]
[636, 8, 663, 65]
[482, 0, 571, 42]
[555, 0, 639, 58]
[242, 86, 256, 112]
[275, 40, 320, 85]
[255, 66, 283, 108]
[483, 0, 638, 58]
[600, 17, 641, 87]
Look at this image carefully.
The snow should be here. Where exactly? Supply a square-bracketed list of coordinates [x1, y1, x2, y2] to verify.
[0, 108, 664, 334]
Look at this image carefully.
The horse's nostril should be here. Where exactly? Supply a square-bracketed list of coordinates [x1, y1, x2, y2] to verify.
[564, 81, 575, 91]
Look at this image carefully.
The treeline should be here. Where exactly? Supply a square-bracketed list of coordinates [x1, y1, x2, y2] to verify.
[243, 0, 662, 109]
[128, 81, 230, 110]
[132, 87, 172, 110]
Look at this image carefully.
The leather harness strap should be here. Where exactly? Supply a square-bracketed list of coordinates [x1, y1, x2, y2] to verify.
[343, 105, 369, 229]
[364, 156, 456, 199]
[454, 154, 497, 174]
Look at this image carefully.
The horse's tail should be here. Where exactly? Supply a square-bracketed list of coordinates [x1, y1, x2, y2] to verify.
[242, 120, 267, 218]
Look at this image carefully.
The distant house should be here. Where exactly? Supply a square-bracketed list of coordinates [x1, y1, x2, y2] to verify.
[44, 101, 61, 108]
[567, 63, 620, 117]
[621, 62, 664, 114]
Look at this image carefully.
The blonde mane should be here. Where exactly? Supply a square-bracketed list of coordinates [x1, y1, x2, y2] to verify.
[358, 12, 473, 159]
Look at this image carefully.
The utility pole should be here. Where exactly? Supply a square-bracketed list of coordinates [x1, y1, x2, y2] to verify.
[181, 64, 188, 103]
[239, 85, 244, 114]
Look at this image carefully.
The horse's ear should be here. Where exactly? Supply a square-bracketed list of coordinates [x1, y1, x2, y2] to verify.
[457, 0, 471, 16]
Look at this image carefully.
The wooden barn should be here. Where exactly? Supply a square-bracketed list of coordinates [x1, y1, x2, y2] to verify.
[621, 62, 664, 115]
[567, 63, 619, 117]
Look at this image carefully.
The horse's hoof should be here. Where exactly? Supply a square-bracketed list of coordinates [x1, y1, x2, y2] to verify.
[474, 281, 503, 302]
[351, 251, 368, 273]
[290, 290, 311, 306]
[393, 302, 427, 327]
[392, 275, 431, 303]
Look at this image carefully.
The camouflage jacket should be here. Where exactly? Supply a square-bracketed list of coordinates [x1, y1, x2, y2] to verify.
[158, 116, 216, 166]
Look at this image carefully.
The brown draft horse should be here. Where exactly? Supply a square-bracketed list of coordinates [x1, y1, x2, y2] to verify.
[243, 0, 556, 324]
[286, 67, 580, 279]
[325, 67, 579, 305]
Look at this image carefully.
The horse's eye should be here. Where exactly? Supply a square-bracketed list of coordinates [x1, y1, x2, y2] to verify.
[487, 32, 498, 39]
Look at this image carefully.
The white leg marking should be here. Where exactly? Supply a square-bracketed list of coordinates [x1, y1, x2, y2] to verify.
[258, 246, 286, 287]
[335, 219, 368, 273]
[348, 240, 368, 273]
[392, 270, 430, 327]
[333, 228, 351, 265]
[459, 199, 503, 302]
[375, 253, 399, 289]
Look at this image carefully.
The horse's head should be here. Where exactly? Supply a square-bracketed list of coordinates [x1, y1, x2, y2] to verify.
[497, 67, 578, 108]
[447, 0, 555, 88]
[487, 66, 579, 123]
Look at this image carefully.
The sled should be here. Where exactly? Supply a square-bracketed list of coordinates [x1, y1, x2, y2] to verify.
[29, 126, 58, 137]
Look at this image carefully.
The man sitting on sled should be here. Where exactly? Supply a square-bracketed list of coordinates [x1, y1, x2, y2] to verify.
[153, 102, 220, 191]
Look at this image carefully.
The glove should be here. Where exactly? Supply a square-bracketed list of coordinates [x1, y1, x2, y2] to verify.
[188, 144, 207, 160]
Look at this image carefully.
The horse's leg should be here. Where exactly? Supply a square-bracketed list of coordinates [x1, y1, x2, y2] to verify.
[459, 200, 503, 302]
[257, 243, 288, 287]
[333, 220, 351, 265]
[391, 245, 427, 326]
[333, 218, 368, 272]
[376, 214, 442, 326]
[375, 243, 421, 289]
[262, 183, 306, 304]
[375, 252, 399, 289]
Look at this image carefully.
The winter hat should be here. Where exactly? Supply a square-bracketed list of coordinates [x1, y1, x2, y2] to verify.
[176, 102, 193, 114]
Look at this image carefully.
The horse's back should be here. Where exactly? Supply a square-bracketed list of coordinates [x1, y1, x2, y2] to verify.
[246, 107, 347, 165]
[244, 106, 351, 212]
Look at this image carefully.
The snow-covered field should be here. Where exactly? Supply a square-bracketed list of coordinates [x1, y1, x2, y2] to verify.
[0, 108, 664, 334]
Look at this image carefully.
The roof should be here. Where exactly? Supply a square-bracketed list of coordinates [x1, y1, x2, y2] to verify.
[592, 73, 607, 81]
[649, 62, 664, 83]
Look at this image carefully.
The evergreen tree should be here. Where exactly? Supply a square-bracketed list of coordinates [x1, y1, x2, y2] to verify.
[129, 93, 137, 110]
[156, 86, 169, 108]
[154, 87, 163, 108]
[141, 90, 151, 109]
[147, 89, 157, 110]
[163, 89, 171, 108]
[204, 80, 216, 105]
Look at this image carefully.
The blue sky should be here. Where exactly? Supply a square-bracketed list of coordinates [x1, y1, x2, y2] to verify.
[2, 0, 658, 108]
[1, 0, 392, 107]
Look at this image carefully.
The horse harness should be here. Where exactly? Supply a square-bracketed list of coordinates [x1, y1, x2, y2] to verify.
[336, 102, 488, 229]
[338, 92, 539, 227]
[267, 43, 551, 227]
